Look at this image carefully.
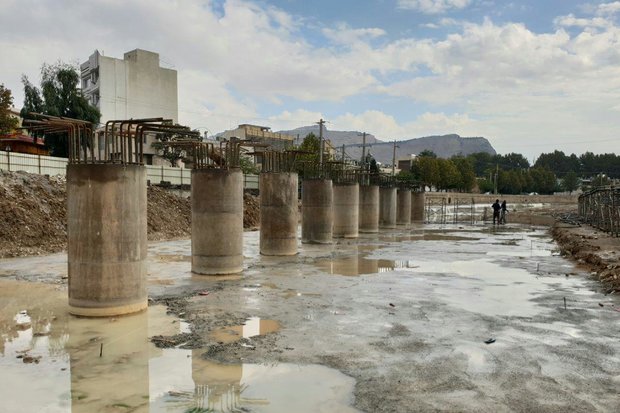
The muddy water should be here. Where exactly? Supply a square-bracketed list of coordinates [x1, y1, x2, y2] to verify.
[2, 224, 620, 412]
[0, 281, 356, 412]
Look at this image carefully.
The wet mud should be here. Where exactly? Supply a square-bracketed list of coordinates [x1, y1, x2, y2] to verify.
[1, 224, 619, 412]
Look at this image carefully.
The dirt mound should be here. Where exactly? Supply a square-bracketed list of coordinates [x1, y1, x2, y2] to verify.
[147, 186, 191, 241]
[243, 193, 259, 229]
[0, 171, 67, 258]
[0, 170, 260, 258]
[552, 224, 620, 293]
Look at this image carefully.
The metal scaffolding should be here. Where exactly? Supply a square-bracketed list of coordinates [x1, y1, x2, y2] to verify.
[425, 196, 477, 225]
[579, 187, 620, 237]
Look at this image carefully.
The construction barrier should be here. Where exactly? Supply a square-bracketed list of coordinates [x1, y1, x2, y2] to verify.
[0, 151, 259, 190]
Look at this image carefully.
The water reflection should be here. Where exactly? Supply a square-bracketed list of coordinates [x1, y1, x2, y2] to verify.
[68, 312, 150, 412]
[315, 246, 417, 276]
[210, 317, 281, 344]
[150, 348, 358, 413]
[0, 286, 357, 413]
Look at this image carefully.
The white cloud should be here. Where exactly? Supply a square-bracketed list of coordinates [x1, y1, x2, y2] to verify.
[268, 109, 324, 131]
[397, 0, 472, 14]
[323, 24, 386, 46]
[329, 110, 477, 141]
[1, 0, 620, 158]
[597, 1, 620, 16]
[554, 14, 611, 29]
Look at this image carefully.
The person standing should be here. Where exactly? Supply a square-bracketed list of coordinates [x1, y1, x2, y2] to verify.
[500, 200, 507, 224]
[491, 199, 501, 225]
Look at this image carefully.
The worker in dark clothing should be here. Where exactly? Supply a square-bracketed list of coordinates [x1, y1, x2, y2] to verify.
[492, 199, 501, 225]
[500, 200, 507, 224]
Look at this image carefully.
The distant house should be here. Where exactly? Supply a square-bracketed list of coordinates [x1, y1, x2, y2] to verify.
[219, 124, 295, 150]
[0, 133, 49, 156]
[219, 124, 296, 167]
[397, 154, 417, 172]
[1, 109, 49, 156]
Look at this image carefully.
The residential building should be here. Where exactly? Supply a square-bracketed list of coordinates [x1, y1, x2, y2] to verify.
[1, 109, 49, 155]
[219, 124, 295, 167]
[81, 49, 178, 165]
[219, 124, 294, 150]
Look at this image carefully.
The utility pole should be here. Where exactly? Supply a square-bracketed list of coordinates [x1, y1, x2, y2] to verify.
[341, 144, 345, 164]
[317, 118, 326, 167]
[392, 140, 399, 176]
[358, 132, 367, 170]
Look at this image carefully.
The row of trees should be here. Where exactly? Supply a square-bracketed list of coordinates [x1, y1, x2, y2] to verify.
[534, 150, 620, 179]
[404, 151, 565, 195]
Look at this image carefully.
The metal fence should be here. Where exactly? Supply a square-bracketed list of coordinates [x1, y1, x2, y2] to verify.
[578, 187, 620, 236]
[0, 151, 260, 190]
[425, 197, 478, 225]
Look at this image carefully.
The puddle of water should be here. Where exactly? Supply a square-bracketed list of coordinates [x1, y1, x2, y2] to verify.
[281, 289, 322, 299]
[315, 255, 417, 276]
[151, 350, 359, 413]
[0, 281, 356, 412]
[380, 234, 481, 242]
[210, 317, 280, 344]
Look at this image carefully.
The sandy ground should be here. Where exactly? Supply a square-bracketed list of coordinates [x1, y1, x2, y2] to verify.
[1, 224, 619, 412]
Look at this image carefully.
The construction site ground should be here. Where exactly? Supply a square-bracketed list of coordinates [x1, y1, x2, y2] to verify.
[0, 171, 619, 412]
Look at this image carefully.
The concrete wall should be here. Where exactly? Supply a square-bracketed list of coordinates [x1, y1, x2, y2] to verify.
[425, 192, 578, 205]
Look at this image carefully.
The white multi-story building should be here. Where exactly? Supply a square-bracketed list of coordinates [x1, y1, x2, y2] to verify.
[81, 49, 178, 123]
[80, 49, 178, 165]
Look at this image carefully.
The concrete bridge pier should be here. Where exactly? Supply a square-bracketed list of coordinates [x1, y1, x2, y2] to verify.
[260, 172, 299, 255]
[411, 192, 426, 223]
[67, 164, 147, 317]
[333, 182, 359, 238]
[396, 189, 412, 226]
[302, 178, 333, 244]
[379, 187, 397, 229]
[192, 168, 244, 274]
[359, 185, 380, 233]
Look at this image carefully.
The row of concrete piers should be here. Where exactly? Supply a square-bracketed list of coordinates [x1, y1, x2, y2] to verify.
[24, 115, 425, 318]
[67, 166, 425, 318]
[301, 177, 425, 242]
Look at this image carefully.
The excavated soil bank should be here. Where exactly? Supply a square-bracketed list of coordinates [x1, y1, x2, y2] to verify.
[0, 170, 259, 258]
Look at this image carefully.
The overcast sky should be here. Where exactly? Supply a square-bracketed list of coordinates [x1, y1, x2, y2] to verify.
[2, 0, 619, 160]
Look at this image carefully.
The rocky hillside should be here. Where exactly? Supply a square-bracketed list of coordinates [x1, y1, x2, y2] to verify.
[280, 126, 496, 163]
[0, 171, 259, 258]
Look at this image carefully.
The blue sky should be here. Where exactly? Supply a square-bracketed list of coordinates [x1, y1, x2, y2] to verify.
[1, 0, 619, 160]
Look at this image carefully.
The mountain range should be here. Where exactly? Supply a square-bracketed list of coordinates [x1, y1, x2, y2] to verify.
[279, 125, 496, 165]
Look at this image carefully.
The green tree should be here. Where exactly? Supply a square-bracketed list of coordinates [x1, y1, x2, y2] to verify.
[467, 152, 495, 176]
[418, 149, 437, 158]
[415, 156, 439, 190]
[297, 132, 320, 163]
[534, 150, 580, 178]
[561, 171, 579, 194]
[496, 152, 530, 170]
[21, 62, 100, 156]
[451, 156, 476, 192]
[529, 168, 557, 194]
[0, 84, 19, 134]
[239, 155, 259, 174]
[437, 159, 460, 191]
